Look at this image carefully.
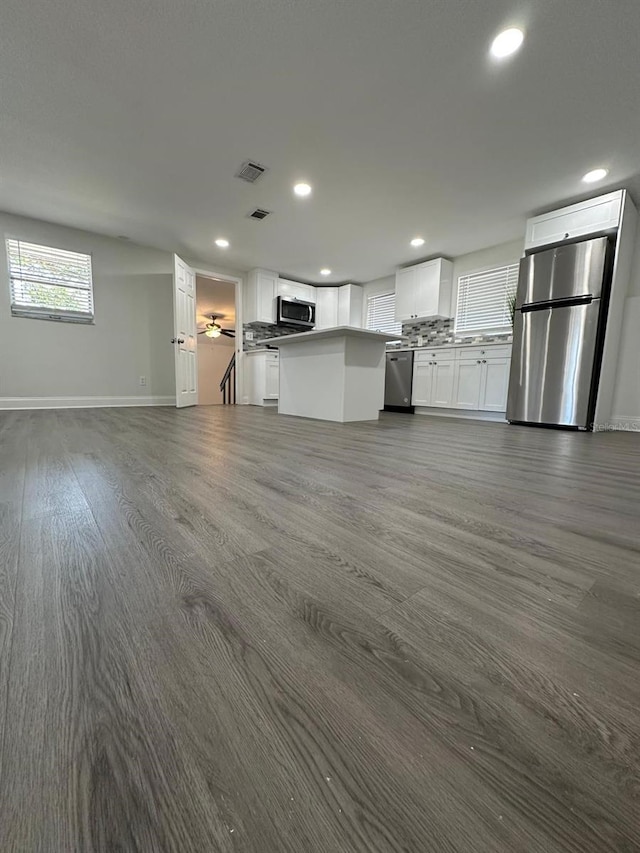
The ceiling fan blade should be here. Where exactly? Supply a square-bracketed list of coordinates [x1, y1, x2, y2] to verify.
[221, 329, 236, 338]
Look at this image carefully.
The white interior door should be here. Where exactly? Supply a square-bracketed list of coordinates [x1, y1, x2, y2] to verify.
[172, 254, 198, 407]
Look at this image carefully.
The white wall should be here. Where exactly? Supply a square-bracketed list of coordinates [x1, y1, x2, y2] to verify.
[611, 220, 640, 423]
[0, 212, 175, 406]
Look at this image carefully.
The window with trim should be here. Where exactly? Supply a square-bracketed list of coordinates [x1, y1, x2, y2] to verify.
[6, 239, 94, 323]
[366, 292, 402, 336]
[455, 263, 519, 335]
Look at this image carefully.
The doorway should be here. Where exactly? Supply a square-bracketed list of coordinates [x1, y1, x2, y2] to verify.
[195, 275, 237, 405]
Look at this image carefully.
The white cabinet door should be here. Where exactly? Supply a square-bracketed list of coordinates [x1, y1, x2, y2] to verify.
[453, 359, 482, 409]
[316, 287, 338, 329]
[246, 269, 278, 323]
[265, 358, 279, 399]
[411, 362, 433, 405]
[525, 191, 623, 250]
[395, 267, 417, 321]
[431, 360, 456, 407]
[278, 279, 316, 302]
[172, 254, 198, 408]
[337, 284, 363, 326]
[395, 259, 453, 321]
[479, 357, 510, 411]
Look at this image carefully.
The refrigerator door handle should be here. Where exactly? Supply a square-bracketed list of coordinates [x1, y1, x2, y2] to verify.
[521, 294, 596, 313]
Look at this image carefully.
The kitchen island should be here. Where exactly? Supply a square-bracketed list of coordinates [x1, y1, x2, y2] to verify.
[258, 326, 397, 422]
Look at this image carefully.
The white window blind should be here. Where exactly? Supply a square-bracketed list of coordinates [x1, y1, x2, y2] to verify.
[366, 292, 402, 336]
[6, 239, 94, 322]
[455, 263, 519, 334]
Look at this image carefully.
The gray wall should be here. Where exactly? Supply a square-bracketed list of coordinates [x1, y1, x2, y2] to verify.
[611, 221, 640, 424]
[0, 212, 175, 405]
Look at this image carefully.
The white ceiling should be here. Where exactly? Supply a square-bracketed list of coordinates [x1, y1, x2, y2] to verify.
[2, 0, 640, 283]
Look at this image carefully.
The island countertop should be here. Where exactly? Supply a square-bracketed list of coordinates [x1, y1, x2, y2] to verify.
[256, 326, 398, 346]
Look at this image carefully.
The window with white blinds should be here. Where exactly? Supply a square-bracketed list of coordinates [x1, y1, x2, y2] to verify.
[455, 263, 519, 334]
[366, 292, 402, 336]
[6, 239, 94, 323]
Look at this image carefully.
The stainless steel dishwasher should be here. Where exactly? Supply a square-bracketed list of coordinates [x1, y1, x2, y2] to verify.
[384, 350, 415, 413]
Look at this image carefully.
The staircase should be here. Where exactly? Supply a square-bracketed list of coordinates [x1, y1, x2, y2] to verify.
[220, 352, 236, 404]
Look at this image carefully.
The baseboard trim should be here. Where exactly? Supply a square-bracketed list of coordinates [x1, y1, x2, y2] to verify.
[414, 406, 507, 423]
[596, 416, 640, 432]
[0, 395, 176, 410]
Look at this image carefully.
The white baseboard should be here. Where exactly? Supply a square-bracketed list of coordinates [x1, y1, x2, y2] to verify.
[596, 416, 640, 432]
[414, 406, 507, 423]
[0, 395, 176, 410]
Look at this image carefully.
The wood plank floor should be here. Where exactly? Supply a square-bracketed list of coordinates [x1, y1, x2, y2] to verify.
[1, 405, 639, 852]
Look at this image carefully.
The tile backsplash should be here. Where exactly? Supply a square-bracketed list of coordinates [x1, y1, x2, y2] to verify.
[243, 321, 301, 350]
[397, 317, 512, 348]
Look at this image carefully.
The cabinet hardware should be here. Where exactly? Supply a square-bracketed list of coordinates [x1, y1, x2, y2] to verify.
[171, 337, 185, 344]
[482, 359, 486, 363]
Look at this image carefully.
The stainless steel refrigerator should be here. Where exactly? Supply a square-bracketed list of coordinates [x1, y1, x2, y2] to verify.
[507, 236, 612, 430]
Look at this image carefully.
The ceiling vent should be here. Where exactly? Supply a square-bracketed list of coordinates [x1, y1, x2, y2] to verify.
[236, 160, 267, 183]
[248, 208, 272, 221]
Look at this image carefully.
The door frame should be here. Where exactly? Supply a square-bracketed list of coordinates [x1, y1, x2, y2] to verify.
[192, 266, 243, 406]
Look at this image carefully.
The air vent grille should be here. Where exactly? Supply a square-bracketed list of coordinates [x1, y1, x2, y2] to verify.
[236, 160, 267, 183]
[248, 208, 272, 220]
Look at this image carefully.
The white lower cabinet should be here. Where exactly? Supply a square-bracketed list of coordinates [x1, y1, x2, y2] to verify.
[412, 363, 433, 405]
[245, 351, 279, 405]
[432, 360, 456, 406]
[411, 354, 455, 407]
[479, 356, 510, 411]
[265, 357, 280, 399]
[453, 359, 483, 409]
[412, 344, 511, 413]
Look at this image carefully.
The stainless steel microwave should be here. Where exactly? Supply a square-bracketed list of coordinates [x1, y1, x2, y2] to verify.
[276, 295, 316, 328]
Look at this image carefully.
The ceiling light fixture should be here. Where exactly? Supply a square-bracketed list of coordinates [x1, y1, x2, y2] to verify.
[582, 168, 609, 184]
[490, 27, 524, 59]
[320, 268, 332, 276]
[215, 238, 230, 248]
[293, 182, 312, 197]
[205, 328, 221, 338]
[410, 237, 425, 248]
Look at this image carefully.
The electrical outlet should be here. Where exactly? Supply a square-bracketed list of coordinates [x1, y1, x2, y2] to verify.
[417, 335, 423, 347]
[246, 330, 254, 340]
[139, 376, 147, 386]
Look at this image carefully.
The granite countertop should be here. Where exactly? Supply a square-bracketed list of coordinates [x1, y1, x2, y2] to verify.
[387, 339, 512, 352]
[243, 347, 279, 354]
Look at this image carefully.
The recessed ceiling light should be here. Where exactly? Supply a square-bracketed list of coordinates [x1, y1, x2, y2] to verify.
[410, 237, 425, 248]
[293, 182, 312, 197]
[215, 238, 229, 248]
[490, 27, 524, 59]
[582, 168, 609, 184]
[320, 268, 332, 276]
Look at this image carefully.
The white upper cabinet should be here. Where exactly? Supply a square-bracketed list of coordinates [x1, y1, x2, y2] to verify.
[277, 278, 316, 302]
[245, 269, 278, 324]
[315, 287, 339, 329]
[307, 283, 363, 329]
[395, 258, 453, 322]
[524, 190, 623, 251]
[338, 283, 364, 326]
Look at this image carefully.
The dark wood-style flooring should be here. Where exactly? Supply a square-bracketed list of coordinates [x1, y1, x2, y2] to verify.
[0, 405, 639, 852]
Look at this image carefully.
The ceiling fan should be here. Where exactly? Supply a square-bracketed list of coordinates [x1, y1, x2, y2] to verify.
[198, 313, 235, 339]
